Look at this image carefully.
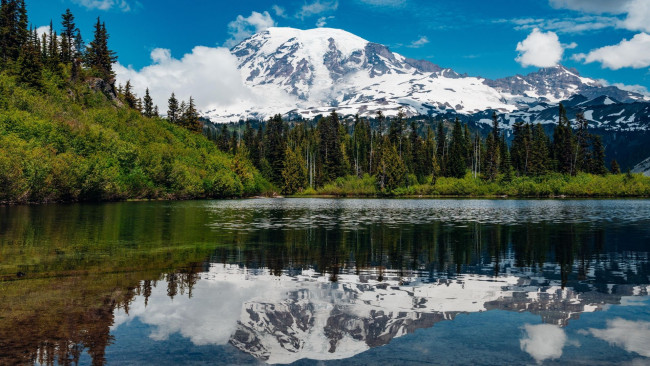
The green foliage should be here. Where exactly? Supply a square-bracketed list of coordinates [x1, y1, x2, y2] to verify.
[0, 73, 267, 203]
[281, 146, 307, 195]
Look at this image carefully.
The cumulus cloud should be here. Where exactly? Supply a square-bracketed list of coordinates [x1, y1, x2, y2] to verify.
[588, 318, 650, 357]
[272, 5, 288, 18]
[515, 28, 566, 67]
[296, 0, 338, 19]
[224, 11, 275, 48]
[408, 36, 430, 48]
[520, 324, 568, 364]
[574, 33, 650, 69]
[71, 0, 133, 12]
[114, 46, 252, 113]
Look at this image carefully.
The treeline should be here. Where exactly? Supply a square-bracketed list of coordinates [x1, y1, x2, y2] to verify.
[208, 106, 614, 195]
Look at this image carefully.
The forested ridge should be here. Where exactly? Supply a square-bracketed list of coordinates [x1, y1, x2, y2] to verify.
[206, 107, 650, 197]
[0, 2, 267, 204]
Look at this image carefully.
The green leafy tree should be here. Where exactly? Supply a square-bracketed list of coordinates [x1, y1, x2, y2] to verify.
[378, 138, 406, 192]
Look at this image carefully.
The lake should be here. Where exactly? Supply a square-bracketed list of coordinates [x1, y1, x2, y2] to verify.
[1, 199, 649, 365]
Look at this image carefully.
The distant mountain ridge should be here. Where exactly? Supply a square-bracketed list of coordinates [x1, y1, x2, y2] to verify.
[203, 27, 648, 124]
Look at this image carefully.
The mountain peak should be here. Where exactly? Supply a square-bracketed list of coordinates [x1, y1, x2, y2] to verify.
[207, 27, 646, 122]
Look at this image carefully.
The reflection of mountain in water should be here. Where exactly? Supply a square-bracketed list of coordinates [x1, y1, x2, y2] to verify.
[141, 262, 648, 365]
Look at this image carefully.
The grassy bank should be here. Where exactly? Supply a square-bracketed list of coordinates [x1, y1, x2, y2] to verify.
[0, 73, 271, 204]
[298, 172, 650, 198]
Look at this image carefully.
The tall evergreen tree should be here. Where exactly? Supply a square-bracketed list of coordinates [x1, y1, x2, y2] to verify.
[143, 88, 154, 118]
[265, 114, 287, 186]
[17, 24, 41, 87]
[447, 118, 467, 178]
[378, 138, 406, 191]
[86, 17, 117, 83]
[590, 135, 607, 175]
[183, 96, 201, 133]
[282, 146, 308, 195]
[553, 103, 576, 175]
[60, 8, 75, 63]
[318, 111, 345, 183]
[484, 112, 501, 180]
[610, 160, 621, 175]
[529, 123, 550, 176]
[123, 80, 136, 109]
[167, 92, 179, 124]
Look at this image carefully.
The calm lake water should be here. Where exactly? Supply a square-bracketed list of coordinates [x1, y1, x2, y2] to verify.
[1, 199, 650, 365]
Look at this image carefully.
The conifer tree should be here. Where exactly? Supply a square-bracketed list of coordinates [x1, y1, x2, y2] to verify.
[183, 96, 201, 132]
[590, 135, 607, 175]
[610, 159, 621, 175]
[447, 118, 467, 178]
[553, 103, 576, 175]
[282, 146, 308, 195]
[265, 114, 287, 186]
[123, 80, 136, 109]
[60, 9, 75, 63]
[529, 123, 550, 176]
[484, 112, 501, 180]
[378, 138, 406, 191]
[86, 17, 117, 82]
[17, 24, 42, 88]
[143, 88, 154, 118]
[435, 121, 446, 176]
[167, 92, 179, 124]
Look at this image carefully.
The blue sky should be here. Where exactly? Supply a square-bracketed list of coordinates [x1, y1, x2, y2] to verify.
[26, 0, 650, 95]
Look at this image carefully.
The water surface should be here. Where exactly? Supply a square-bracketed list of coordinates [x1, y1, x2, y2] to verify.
[1, 199, 649, 365]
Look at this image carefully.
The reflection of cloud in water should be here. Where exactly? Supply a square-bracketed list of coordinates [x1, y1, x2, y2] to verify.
[520, 324, 567, 364]
[589, 318, 650, 358]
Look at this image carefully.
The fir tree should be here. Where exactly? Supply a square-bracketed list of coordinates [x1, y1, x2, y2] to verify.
[183, 96, 201, 133]
[281, 146, 307, 195]
[167, 92, 179, 124]
[553, 103, 576, 175]
[86, 17, 117, 83]
[590, 134, 607, 175]
[265, 114, 287, 186]
[529, 123, 550, 176]
[123, 80, 136, 109]
[378, 138, 406, 192]
[17, 24, 42, 88]
[143, 88, 154, 118]
[610, 159, 621, 175]
[484, 112, 501, 180]
[447, 118, 467, 178]
[60, 8, 75, 63]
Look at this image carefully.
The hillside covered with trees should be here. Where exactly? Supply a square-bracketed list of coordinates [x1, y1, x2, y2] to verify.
[0, 2, 267, 204]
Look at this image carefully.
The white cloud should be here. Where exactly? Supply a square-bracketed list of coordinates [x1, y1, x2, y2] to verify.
[316, 16, 334, 28]
[408, 36, 430, 48]
[114, 46, 252, 113]
[515, 28, 565, 68]
[224, 11, 275, 48]
[549, 0, 650, 33]
[595, 79, 650, 97]
[588, 318, 650, 357]
[520, 324, 567, 364]
[272, 5, 288, 18]
[296, 0, 338, 19]
[358, 0, 407, 6]
[509, 16, 619, 34]
[574, 33, 650, 70]
[71, 0, 133, 12]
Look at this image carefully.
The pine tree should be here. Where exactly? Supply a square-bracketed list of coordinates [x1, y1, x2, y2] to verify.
[143, 88, 154, 118]
[167, 92, 179, 124]
[282, 146, 307, 195]
[60, 8, 75, 63]
[447, 118, 467, 178]
[17, 24, 42, 88]
[529, 124, 550, 176]
[484, 112, 501, 180]
[265, 114, 287, 186]
[435, 121, 446, 176]
[183, 96, 201, 133]
[123, 80, 136, 109]
[553, 103, 576, 175]
[318, 111, 345, 183]
[86, 17, 117, 83]
[378, 138, 406, 192]
[610, 159, 621, 175]
[590, 134, 607, 175]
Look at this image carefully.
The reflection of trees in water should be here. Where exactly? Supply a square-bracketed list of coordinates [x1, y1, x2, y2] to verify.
[213, 221, 649, 288]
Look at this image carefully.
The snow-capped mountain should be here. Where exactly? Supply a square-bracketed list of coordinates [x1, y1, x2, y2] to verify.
[202, 27, 648, 123]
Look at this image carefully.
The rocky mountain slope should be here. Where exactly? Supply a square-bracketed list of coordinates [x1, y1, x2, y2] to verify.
[203, 27, 648, 125]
